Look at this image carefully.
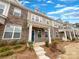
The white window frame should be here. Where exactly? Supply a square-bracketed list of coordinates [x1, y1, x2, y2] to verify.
[31, 14, 35, 21]
[13, 7, 21, 17]
[2, 24, 22, 40]
[35, 15, 39, 22]
[0, 4, 5, 15]
[0, 1, 10, 16]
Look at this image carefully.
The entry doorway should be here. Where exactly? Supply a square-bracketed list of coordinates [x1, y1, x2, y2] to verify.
[38, 30, 42, 42]
[32, 30, 35, 42]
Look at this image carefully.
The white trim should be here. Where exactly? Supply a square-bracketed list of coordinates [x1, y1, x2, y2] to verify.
[0, 1, 10, 16]
[2, 24, 22, 40]
[28, 24, 32, 42]
[48, 27, 51, 44]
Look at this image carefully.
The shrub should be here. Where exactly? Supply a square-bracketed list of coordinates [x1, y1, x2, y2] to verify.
[51, 38, 61, 52]
[52, 38, 61, 45]
[0, 41, 7, 47]
[45, 40, 49, 47]
[28, 42, 34, 50]
[0, 47, 11, 53]
[0, 50, 14, 57]
[60, 48, 65, 54]
[72, 38, 76, 41]
[8, 40, 18, 46]
[18, 40, 26, 44]
[13, 45, 22, 49]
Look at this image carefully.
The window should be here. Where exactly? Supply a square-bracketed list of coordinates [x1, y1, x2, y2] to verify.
[13, 27, 22, 38]
[38, 30, 41, 38]
[4, 25, 14, 38]
[3, 24, 22, 39]
[0, 4, 5, 15]
[47, 21, 49, 24]
[36, 16, 39, 21]
[13, 8, 21, 17]
[31, 14, 35, 21]
[45, 32, 48, 37]
[39, 17, 42, 22]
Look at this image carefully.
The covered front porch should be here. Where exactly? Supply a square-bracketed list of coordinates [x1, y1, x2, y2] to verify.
[59, 29, 79, 41]
[27, 22, 52, 45]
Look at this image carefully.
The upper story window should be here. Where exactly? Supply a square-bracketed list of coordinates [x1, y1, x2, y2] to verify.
[31, 15, 35, 21]
[36, 16, 39, 21]
[0, 4, 5, 15]
[32, 17, 34, 20]
[3, 24, 22, 39]
[47, 20, 49, 24]
[13, 8, 21, 17]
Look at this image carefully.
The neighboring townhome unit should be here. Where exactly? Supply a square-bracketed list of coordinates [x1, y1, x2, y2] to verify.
[0, 0, 28, 44]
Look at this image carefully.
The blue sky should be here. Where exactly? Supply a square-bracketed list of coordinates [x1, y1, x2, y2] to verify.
[18, 0, 79, 23]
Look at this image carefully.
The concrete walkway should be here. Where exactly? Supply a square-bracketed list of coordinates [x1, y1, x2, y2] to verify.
[58, 43, 79, 59]
[34, 46, 50, 59]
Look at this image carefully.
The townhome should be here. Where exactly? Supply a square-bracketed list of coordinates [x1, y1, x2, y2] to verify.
[59, 23, 79, 41]
[0, 0, 28, 44]
[27, 9, 52, 44]
[51, 20, 64, 39]
[0, 0, 79, 45]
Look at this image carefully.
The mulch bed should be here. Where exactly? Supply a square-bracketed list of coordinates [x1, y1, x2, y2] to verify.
[43, 41, 74, 59]
[0, 49, 38, 59]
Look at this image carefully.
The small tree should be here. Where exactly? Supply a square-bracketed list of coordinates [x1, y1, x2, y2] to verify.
[45, 40, 49, 47]
[51, 38, 61, 52]
[28, 42, 34, 50]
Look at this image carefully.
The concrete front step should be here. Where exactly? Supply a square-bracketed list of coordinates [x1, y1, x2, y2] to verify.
[36, 51, 46, 56]
[34, 42, 45, 47]
[34, 46, 51, 59]
[39, 55, 50, 59]
[34, 47, 44, 52]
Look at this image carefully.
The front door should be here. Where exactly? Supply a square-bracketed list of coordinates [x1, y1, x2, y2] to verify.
[38, 30, 42, 42]
[32, 30, 34, 42]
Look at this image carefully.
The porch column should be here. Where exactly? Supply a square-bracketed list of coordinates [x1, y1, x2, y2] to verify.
[28, 24, 32, 42]
[69, 31, 72, 40]
[64, 30, 67, 41]
[48, 27, 51, 44]
[77, 32, 79, 39]
[73, 30, 76, 38]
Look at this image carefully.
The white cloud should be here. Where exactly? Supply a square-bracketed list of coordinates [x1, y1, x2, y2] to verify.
[47, 6, 79, 23]
[48, 16, 58, 20]
[19, 1, 30, 5]
[25, 1, 30, 3]
[64, 12, 79, 15]
[47, 1, 53, 4]
[60, 11, 79, 22]
[41, 4, 47, 6]
[55, 4, 66, 8]
[47, 7, 79, 14]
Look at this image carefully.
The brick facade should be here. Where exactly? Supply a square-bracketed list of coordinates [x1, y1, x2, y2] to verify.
[0, 2, 28, 44]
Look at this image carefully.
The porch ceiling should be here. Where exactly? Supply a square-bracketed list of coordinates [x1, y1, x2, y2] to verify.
[58, 29, 74, 32]
[32, 22, 50, 29]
